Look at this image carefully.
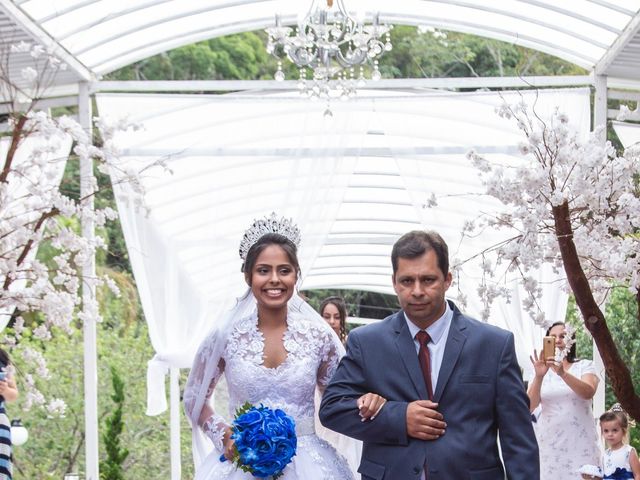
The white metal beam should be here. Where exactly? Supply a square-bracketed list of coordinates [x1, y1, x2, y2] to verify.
[79, 81, 99, 480]
[595, 10, 640, 76]
[169, 367, 181, 480]
[95, 75, 594, 93]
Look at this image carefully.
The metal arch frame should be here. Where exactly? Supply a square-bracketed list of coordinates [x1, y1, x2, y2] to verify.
[12, 0, 636, 75]
[91, 10, 604, 73]
[596, 9, 640, 75]
[0, 0, 93, 81]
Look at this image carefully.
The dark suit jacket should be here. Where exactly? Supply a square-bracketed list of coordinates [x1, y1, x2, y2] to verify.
[319, 301, 539, 479]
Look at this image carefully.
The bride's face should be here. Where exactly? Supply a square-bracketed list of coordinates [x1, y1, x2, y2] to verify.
[247, 244, 297, 312]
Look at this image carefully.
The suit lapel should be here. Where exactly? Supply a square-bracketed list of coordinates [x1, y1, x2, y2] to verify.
[393, 311, 429, 399]
[433, 306, 468, 402]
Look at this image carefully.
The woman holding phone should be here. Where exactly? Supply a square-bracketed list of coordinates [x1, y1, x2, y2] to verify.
[527, 322, 600, 479]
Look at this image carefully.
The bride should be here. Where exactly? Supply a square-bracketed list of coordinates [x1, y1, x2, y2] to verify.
[183, 214, 369, 479]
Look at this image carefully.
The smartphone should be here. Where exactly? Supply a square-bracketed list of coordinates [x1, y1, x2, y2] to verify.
[542, 336, 555, 360]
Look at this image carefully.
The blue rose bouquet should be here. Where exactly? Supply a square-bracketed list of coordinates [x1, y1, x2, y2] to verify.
[220, 402, 297, 479]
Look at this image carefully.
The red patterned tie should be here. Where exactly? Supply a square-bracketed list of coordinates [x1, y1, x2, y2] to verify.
[416, 331, 433, 400]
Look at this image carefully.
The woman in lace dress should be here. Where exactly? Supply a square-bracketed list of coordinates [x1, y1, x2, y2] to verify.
[528, 322, 601, 479]
[183, 215, 363, 480]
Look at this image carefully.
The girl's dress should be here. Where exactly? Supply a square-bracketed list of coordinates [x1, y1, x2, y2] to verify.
[603, 444, 635, 479]
[533, 359, 601, 479]
[0, 399, 12, 479]
[187, 312, 354, 480]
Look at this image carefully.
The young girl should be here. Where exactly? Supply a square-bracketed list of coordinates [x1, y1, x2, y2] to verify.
[600, 405, 640, 480]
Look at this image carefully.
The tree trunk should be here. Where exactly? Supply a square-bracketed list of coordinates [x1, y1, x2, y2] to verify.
[1, 114, 27, 183]
[552, 200, 640, 419]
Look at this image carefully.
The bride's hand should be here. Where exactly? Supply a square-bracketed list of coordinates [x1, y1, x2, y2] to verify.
[357, 392, 387, 421]
[222, 426, 236, 460]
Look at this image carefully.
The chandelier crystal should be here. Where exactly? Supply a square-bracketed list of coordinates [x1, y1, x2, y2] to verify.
[266, 0, 393, 100]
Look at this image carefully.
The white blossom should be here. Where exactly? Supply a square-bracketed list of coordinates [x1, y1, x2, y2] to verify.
[461, 100, 640, 325]
[20, 67, 38, 83]
[45, 398, 67, 418]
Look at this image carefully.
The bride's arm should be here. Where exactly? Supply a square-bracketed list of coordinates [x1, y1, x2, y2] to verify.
[183, 337, 230, 452]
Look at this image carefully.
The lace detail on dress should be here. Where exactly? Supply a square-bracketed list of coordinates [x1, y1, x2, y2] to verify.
[187, 309, 354, 480]
[222, 312, 340, 422]
[202, 414, 227, 452]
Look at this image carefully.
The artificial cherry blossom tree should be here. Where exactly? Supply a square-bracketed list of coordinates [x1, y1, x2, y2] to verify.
[463, 97, 640, 419]
[0, 40, 152, 414]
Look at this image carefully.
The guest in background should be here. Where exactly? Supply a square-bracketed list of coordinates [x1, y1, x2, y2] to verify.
[320, 296, 348, 344]
[0, 348, 19, 480]
[528, 321, 600, 479]
[600, 405, 640, 479]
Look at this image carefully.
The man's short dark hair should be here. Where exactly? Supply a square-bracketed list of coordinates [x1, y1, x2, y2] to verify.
[391, 230, 449, 276]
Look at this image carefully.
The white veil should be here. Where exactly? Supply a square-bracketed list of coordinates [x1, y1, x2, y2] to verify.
[183, 287, 355, 470]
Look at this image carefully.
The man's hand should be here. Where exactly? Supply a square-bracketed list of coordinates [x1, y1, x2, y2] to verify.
[406, 400, 446, 440]
[357, 392, 387, 421]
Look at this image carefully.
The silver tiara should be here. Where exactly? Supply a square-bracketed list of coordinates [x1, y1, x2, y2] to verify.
[239, 213, 301, 261]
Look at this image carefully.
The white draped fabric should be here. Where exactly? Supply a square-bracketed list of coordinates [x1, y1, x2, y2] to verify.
[613, 121, 640, 149]
[95, 87, 590, 413]
[0, 134, 72, 330]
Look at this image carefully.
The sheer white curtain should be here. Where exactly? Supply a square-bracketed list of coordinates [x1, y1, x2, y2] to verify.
[613, 121, 640, 148]
[97, 93, 357, 414]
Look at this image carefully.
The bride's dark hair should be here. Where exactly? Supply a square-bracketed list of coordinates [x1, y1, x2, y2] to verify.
[242, 233, 301, 282]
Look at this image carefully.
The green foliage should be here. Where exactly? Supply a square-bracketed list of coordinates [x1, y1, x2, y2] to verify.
[100, 366, 129, 480]
[303, 289, 398, 333]
[378, 26, 585, 79]
[567, 289, 640, 450]
[107, 32, 275, 82]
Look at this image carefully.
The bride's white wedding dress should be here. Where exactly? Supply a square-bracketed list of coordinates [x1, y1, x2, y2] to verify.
[187, 311, 355, 480]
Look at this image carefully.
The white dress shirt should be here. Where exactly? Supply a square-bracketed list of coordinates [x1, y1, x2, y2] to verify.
[404, 301, 453, 480]
[404, 301, 453, 393]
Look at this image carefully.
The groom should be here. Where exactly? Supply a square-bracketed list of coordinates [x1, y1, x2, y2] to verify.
[319, 230, 539, 479]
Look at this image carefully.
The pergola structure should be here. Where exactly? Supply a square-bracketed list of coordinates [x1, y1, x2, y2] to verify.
[2, 2, 640, 479]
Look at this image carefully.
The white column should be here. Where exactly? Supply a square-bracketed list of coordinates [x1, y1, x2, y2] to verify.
[170, 367, 182, 480]
[79, 81, 99, 480]
[593, 74, 608, 143]
[592, 74, 607, 418]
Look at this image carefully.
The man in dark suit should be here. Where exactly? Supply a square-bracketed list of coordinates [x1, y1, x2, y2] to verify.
[319, 230, 539, 479]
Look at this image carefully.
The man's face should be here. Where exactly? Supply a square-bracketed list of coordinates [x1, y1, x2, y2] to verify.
[392, 249, 452, 329]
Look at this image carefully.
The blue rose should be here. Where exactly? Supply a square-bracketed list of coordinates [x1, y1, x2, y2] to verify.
[235, 408, 265, 430]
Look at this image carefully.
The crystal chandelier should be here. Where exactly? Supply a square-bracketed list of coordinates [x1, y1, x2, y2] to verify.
[266, 0, 393, 100]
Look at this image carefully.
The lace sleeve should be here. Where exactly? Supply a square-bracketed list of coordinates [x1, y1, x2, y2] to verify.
[316, 327, 343, 393]
[183, 331, 229, 451]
